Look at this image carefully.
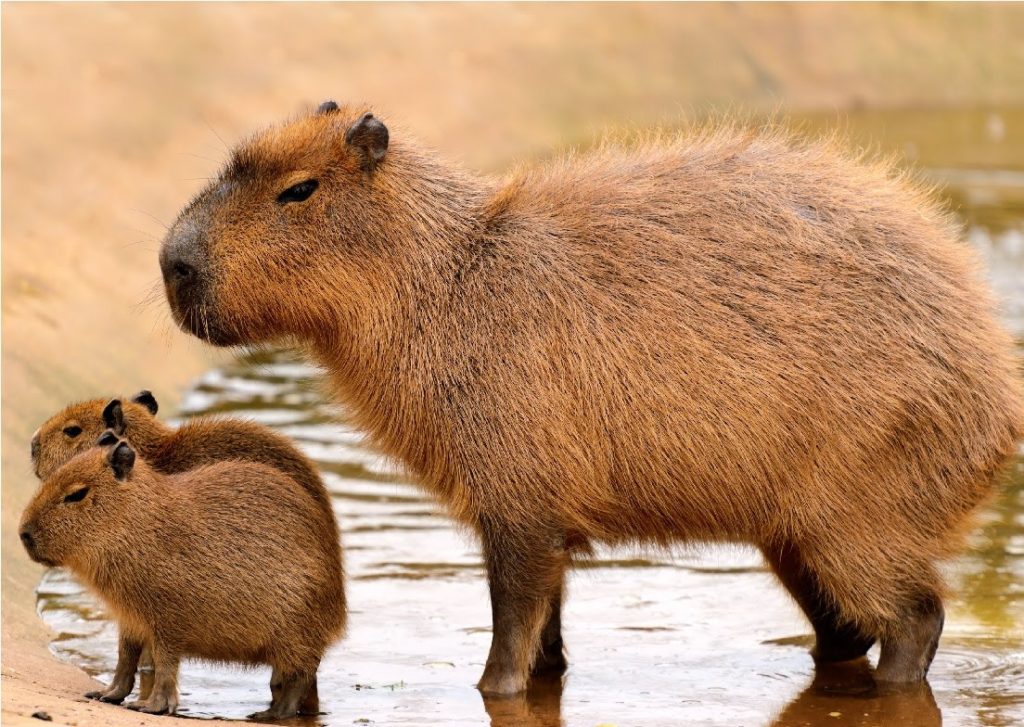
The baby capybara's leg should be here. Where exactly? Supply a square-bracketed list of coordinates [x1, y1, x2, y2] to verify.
[761, 542, 876, 663]
[298, 675, 320, 715]
[250, 666, 318, 720]
[85, 631, 142, 703]
[268, 666, 282, 711]
[876, 592, 945, 683]
[477, 517, 569, 695]
[137, 643, 154, 701]
[125, 641, 179, 714]
[531, 583, 568, 677]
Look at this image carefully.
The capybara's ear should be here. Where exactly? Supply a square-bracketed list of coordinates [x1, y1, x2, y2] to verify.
[344, 112, 389, 172]
[108, 441, 135, 481]
[96, 430, 118, 447]
[102, 399, 125, 433]
[131, 390, 159, 415]
[317, 100, 339, 115]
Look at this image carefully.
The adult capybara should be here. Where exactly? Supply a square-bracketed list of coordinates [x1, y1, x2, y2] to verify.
[159, 101, 1024, 695]
[19, 437, 345, 718]
[30, 392, 339, 710]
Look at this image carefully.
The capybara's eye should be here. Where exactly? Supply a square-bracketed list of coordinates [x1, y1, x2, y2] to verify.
[277, 179, 319, 205]
[63, 425, 83, 438]
[63, 486, 90, 504]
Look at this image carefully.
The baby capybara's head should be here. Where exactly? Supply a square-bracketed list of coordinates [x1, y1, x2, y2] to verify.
[31, 391, 159, 479]
[160, 101, 394, 347]
[20, 436, 137, 568]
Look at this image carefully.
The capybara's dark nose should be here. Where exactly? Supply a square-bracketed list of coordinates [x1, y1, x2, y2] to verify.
[20, 528, 34, 551]
[160, 223, 206, 306]
[30, 430, 40, 464]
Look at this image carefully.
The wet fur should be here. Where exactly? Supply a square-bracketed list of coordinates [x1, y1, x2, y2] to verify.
[161, 104, 1024, 693]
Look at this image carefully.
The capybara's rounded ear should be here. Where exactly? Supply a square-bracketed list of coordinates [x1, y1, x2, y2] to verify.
[344, 112, 388, 172]
[96, 430, 118, 447]
[108, 441, 135, 481]
[317, 100, 339, 115]
[131, 390, 159, 416]
[102, 399, 125, 433]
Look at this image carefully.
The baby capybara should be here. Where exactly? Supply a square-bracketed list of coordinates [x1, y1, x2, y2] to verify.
[19, 437, 345, 718]
[159, 101, 1024, 694]
[31, 390, 339, 710]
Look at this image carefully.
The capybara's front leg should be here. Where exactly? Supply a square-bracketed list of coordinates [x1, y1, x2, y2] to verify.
[478, 518, 567, 696]
[86, 631, 142, 703]
[125, 641, 179, 715]
[762, 542, 876, 663]
[876, 593, 944, 683]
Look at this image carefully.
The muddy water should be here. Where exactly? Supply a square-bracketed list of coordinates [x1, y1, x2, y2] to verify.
[38, 110, 1024, 726]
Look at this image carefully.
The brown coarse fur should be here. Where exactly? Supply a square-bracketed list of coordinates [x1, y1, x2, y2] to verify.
[30, 393, 340, 712]
[18, 440, 346, 718]
[160, 102, 1024, 695]
[31, 392, 335, 532]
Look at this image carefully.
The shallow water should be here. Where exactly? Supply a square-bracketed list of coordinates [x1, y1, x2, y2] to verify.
[38, 109, 1024, 726]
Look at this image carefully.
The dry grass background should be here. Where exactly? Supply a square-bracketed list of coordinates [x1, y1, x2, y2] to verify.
[3, 4, 1023, 725]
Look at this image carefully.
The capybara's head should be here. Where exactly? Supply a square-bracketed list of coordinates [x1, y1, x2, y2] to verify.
[19, 437, 137, 568]
[32, 392, 159, 479]
[160, 101, 396, 347]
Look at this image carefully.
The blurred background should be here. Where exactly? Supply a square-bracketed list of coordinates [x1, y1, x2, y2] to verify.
[3, 4, 1023, 727]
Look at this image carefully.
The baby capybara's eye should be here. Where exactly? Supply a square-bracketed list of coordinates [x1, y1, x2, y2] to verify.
[63, 486, 90, 504]
[276, 179, 319, 205]
[62, 425, 83, 438]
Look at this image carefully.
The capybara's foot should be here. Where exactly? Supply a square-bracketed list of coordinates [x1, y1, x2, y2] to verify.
[126, 694, 176, 715]
[84, 683, 131, 704]
[812, 623, 876, 664]
[478, 665, 529, 696]
[876, 595, 944, 683]
[530, 638, 568, 676]
[251, 669, 317, 719]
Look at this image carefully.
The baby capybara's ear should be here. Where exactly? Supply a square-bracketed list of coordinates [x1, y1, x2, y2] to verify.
[316, 100, 339, 115]
[96, 430, 118, 447]
[102, 399, 125, 433]
[344, 112, 389, 172]
[108, 441, 136, 481]
[131, 390, 159, 415]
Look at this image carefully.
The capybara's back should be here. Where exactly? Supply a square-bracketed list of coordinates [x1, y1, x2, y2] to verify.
[158, 106, 1024, 693]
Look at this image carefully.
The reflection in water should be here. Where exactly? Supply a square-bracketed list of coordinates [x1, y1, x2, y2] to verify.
[35, 110, 1024, 726]
[482, 678, 564, 727]
[770, 661, 941, 727]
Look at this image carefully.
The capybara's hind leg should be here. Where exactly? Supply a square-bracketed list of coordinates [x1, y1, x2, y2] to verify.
[478, 517, 568, 695]
[125, 641, 179, 715]
[250, 666, 317, 720]
[876, 593, 944, 683]
[86, 631, 142, 703]
[762, 542, 875, 663]
[531, 579, 568, 676]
